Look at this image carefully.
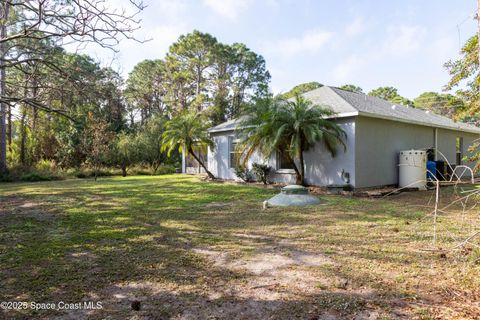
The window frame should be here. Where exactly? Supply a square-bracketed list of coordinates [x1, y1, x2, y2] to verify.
[276, 150, 295, 173]
[228, 136, 241, 169]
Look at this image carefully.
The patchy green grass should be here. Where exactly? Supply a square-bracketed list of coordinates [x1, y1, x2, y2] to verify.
[0, 175, 479, 319]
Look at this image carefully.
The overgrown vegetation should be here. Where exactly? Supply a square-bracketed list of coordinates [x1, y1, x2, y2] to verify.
[0, 3, 270, 181]
[0, 161, 177, 182]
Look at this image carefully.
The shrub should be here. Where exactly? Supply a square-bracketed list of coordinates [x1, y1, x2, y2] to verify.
[130, 166, 151, 176]
[155, 165, 176, 175]
[18, 167, 64, 182]
[35, 159, 56, 172]
[0, 173, 14, 182]
[65, 167, 119, 179]
[2, 163, 64, 182]
[20, 172, 54, 182]
[252, 163, 272, 184]
[234, 165, 254, 182]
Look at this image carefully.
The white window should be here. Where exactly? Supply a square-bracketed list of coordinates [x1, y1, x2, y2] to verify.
[229, 137, 241, 168]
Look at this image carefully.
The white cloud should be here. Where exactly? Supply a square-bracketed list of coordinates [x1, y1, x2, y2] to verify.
[344, 17, 365, 37]
[332, 55, 363, 81]
[428, 35, 457, 64]
[263, 29, 333, 58]
[202, 0, 252, 21]
[383, 25, 426, 56]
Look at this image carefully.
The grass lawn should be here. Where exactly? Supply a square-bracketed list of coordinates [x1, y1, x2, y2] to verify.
[1, 175, 479, 319]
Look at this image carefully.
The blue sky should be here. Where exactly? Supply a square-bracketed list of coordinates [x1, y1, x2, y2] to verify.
[87, 0, 477, 99]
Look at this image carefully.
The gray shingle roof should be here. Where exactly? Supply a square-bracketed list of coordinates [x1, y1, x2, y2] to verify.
[208, 118, 240, 133]
[208, 86, 480, 134]
[326, 86, 480, 134]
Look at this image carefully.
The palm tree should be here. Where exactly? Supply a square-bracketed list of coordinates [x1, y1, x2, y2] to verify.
[238, 94, 346, 185]
[162, 112, 215, 179]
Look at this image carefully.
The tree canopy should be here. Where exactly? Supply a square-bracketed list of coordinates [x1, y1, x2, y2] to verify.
[162, 30, 270, 124]
[1, 26, 271, 179]
[413, 92, 464, 119]
[444, 35, 480, 125]
[340, 84, 363, 93]
[0, 0, 145, 175]
[368, 86, 414, 106]
[279, 82, 323, 99]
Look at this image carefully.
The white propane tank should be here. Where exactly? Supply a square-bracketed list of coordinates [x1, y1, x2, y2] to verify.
[399, 150, 427, 190]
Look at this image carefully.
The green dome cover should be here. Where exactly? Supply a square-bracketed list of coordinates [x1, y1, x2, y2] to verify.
[281, 185, 309, 194]
[266, 185, 320, 207]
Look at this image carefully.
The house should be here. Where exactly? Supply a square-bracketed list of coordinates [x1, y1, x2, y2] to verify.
[182, 86, 480, 188]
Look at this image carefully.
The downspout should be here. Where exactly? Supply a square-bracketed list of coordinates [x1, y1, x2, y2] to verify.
[182, 144, 186, 174]
[434, 128, 438, 160]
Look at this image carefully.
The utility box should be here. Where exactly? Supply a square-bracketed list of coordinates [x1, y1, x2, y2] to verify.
[399, 150, 427, 190]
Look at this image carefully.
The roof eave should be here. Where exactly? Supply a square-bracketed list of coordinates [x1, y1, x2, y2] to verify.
[206, 112, 360, 134]
[208, 127, 236, 133]
[357, 111, 480, 135]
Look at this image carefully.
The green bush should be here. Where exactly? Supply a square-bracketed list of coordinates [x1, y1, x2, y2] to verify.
[1, 164, 63, 182]
[155, 165, 177, 175]
[20, 172, 55, 182]
[0, 163, 179, 183]
[0, 173, 14, 182]
[252, 163, 272, 184]
[35, 159, 57, 172]
[130, 166, 153, 175]
[234, 165, 253, 182]
[64, 167, 120, 179]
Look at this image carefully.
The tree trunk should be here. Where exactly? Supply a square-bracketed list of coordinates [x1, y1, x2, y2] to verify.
[0, 2, 9, 175]
[32, 79, 38, 132]
[188, 146, 215, 179]
[285, 151, 301, 185]
[299, 149, 306, 186]
[19, 108, 27, 166]
[153, 162, 160, 175]
[31, 78, 39, 162]
[6, 104, 11, 152]
[121, 164, 127, 177]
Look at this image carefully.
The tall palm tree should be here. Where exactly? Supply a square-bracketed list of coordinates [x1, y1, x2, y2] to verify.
[162, 112, 215, 179]
[238, 94, 346, 185]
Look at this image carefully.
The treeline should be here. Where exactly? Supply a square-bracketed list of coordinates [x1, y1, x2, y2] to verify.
[3, 30, 270, 181]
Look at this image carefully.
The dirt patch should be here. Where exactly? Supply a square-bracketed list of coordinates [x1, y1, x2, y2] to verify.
[193, 245, 336, 300]
[74, 244, 348, 318]
[204, 200, 242, 208]
[0, 197, 57, 224]
[228, 251, 332, 274]
[231, 233, 271, 240]
[67, 251, 99, 263]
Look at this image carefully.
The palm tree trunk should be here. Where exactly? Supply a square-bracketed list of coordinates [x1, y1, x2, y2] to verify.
[188, 146, 215, 179]
[283, 152, 301, 185]
[299, 149, 306, 186]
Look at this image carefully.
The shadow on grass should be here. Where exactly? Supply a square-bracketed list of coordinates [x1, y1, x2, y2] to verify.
[0, 175, 464, 319]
